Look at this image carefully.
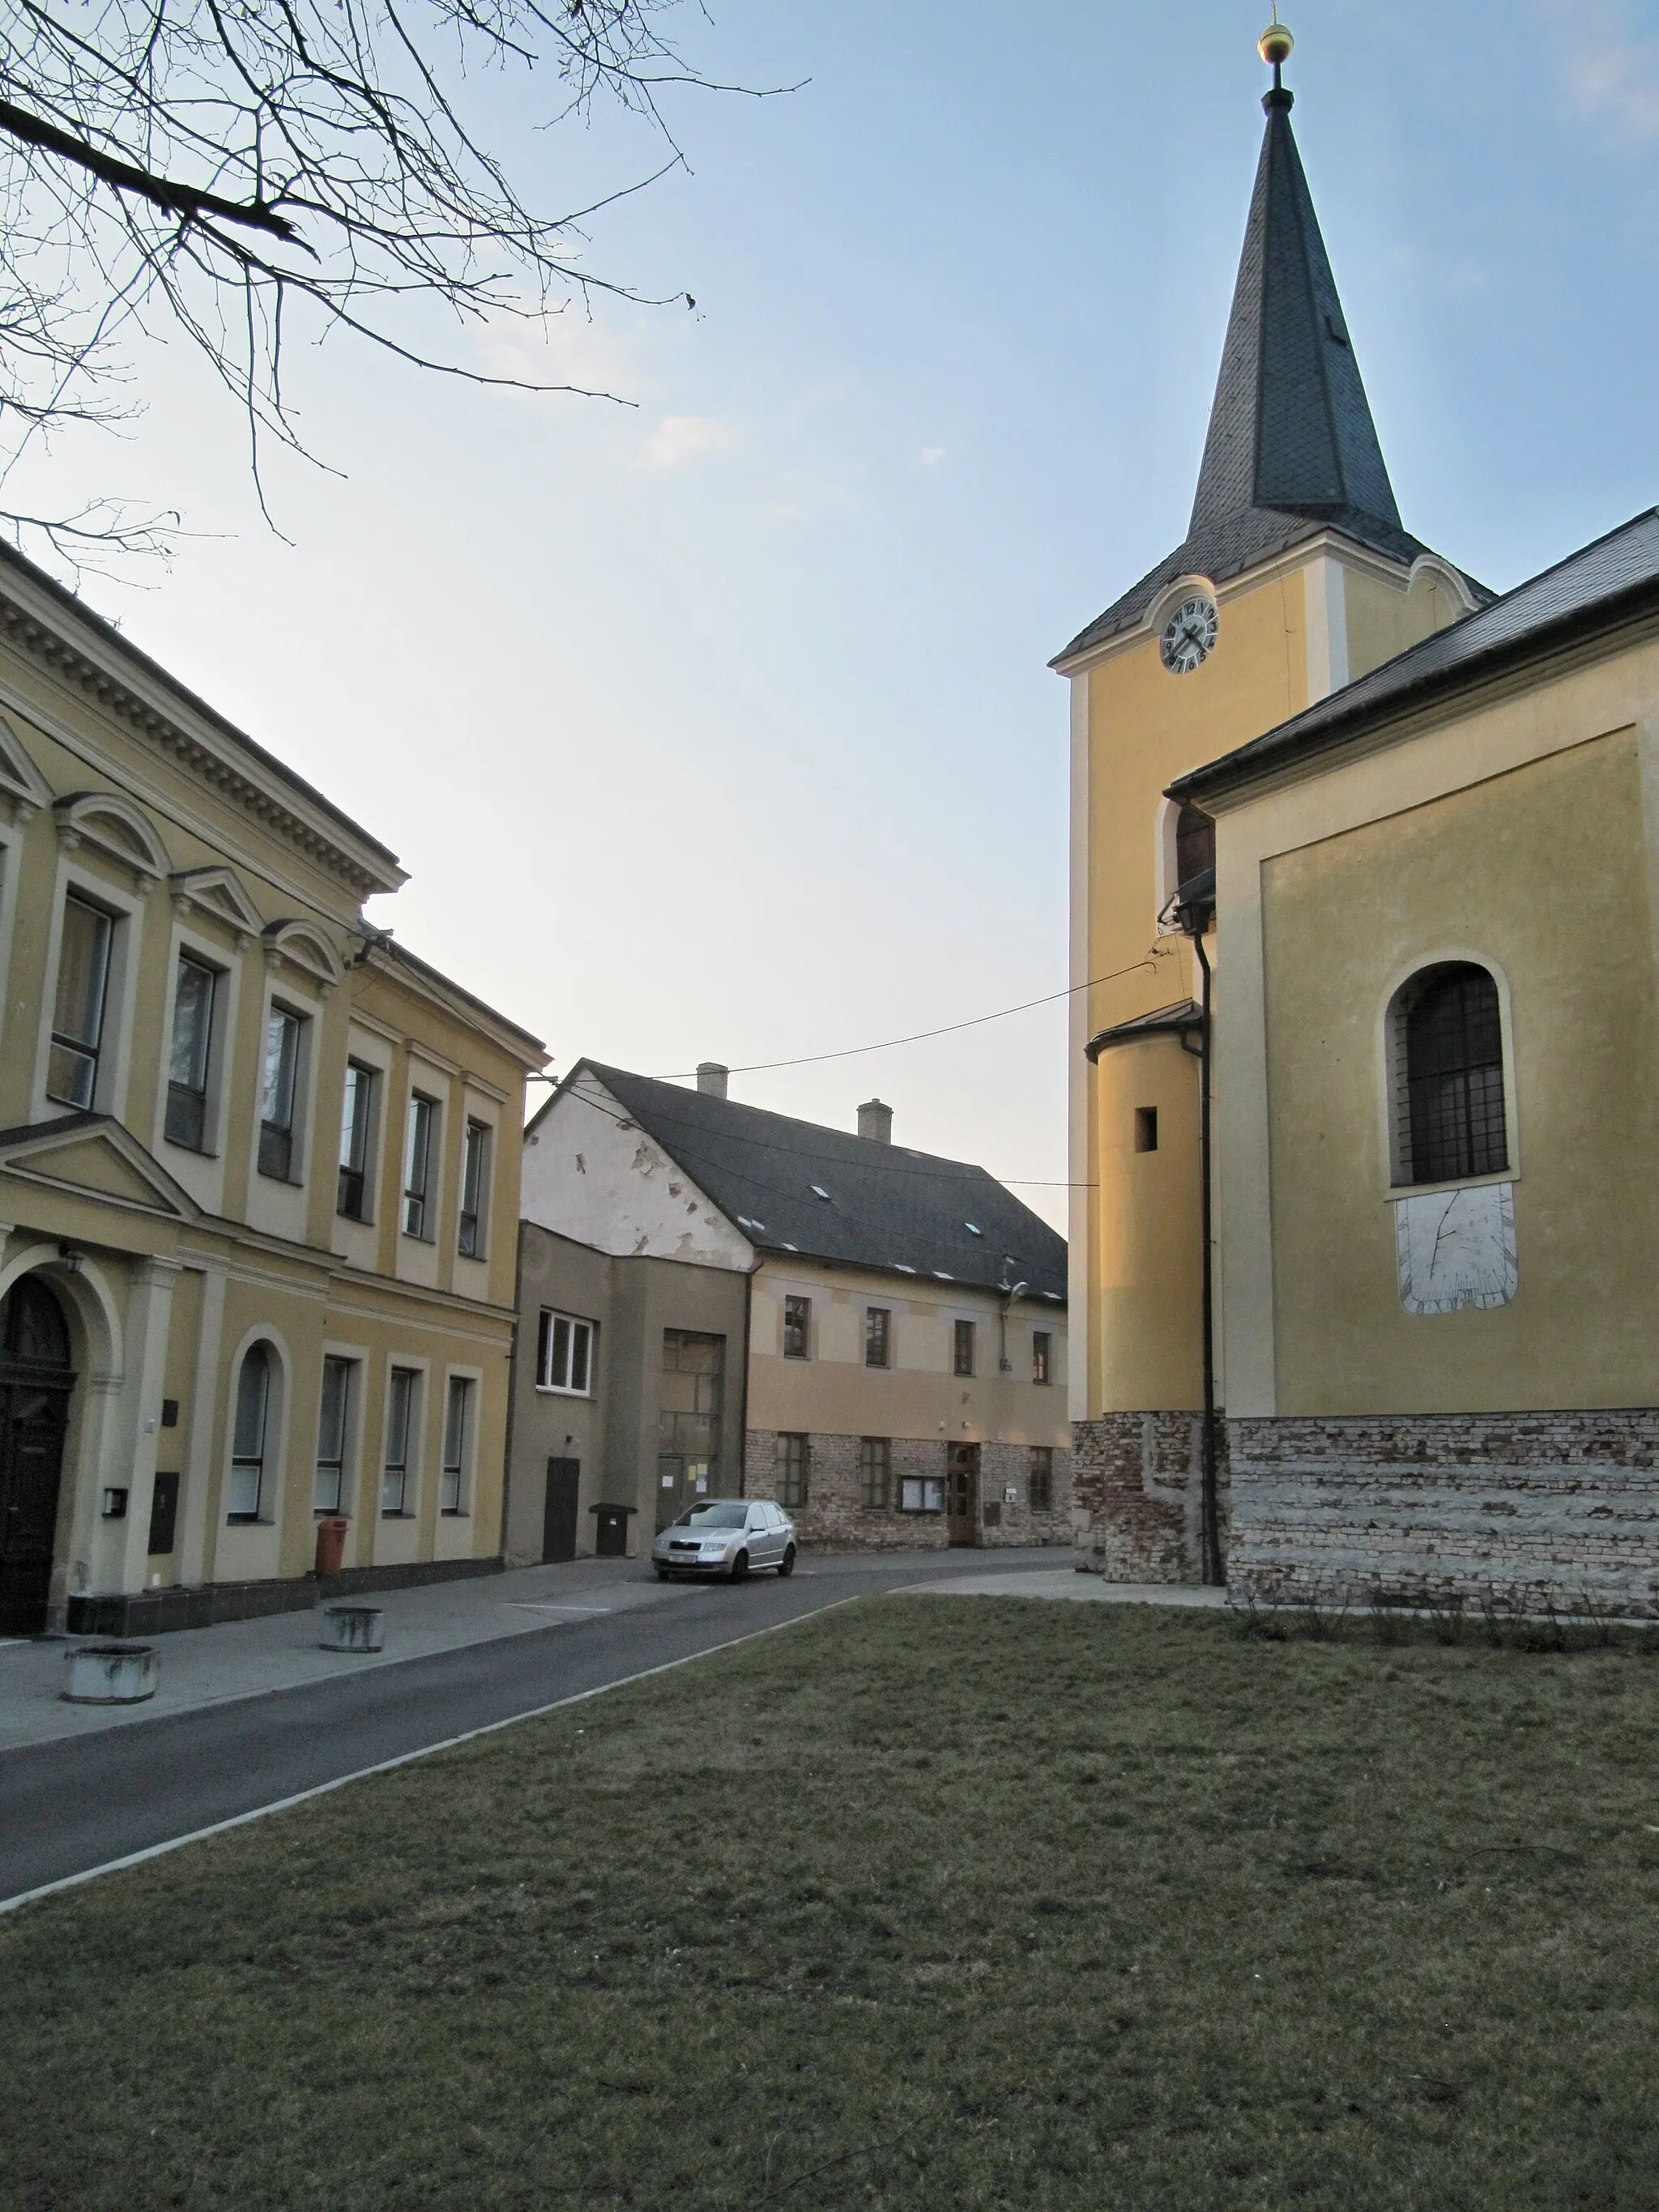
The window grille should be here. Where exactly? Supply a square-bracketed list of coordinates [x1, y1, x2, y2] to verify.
[1403, 965, 1508, 1186]
[777, 1432, 808, 1508]
[859, 1437, 891, 1511]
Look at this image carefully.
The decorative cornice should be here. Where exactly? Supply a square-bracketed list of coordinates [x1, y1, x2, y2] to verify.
[0, 583, 403, 901]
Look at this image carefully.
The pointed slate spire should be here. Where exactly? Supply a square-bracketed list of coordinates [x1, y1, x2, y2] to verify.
[1190, 81, 1401, 540]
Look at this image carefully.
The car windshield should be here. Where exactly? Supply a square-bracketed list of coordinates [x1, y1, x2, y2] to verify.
[674, 1502, 747, 1529]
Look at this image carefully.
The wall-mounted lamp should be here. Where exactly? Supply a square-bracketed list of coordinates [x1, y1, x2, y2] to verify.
[57, 1242, 83, 1275]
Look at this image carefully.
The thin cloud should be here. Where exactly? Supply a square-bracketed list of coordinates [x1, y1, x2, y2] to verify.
[644, 415, 739, 470]
[918, 446, 946, 467]
[1561, 3, 1659, 142]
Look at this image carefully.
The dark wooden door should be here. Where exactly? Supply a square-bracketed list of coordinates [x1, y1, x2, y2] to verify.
[946, 1443, 980, 1549]
[543, 1458, 581, 1564]
[0, 1277, 75, 1637]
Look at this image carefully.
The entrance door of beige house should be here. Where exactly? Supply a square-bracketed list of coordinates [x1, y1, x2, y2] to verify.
[946, 1443, 980, 1549]
[0, 1277, 75, 1636]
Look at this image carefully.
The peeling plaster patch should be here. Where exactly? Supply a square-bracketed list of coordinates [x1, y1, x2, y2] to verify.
[575, 1153, 586, 1174]
[631, 1142, 656, 1177]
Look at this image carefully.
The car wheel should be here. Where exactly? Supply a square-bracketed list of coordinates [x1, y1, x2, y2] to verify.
[729, 1549, 750, 1582]
[654, 1565, 671, 1581]
[778, 1545, 796, 1578]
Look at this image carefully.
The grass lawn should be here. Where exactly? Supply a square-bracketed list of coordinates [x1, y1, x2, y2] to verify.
[5, 1598, 1659, 2210]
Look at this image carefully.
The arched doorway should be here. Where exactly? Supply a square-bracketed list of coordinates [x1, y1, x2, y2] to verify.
[0, 1275, 76, 1635]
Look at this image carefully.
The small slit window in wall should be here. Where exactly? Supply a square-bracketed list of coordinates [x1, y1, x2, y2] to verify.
[953, 1319, 976, 1378]
[538, 1310, 595, 1396]
[1029, 1446, 1054, 1513]
[783, 1294, 811, 1360]
[1391, 963, 1509, 1187]
[864, 1307, 891, 1369]
[1032, 1330, 1052, 1387]
[1134, 1106, 1159, 1154]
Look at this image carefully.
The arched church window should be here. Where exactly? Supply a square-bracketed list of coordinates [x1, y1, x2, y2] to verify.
[228, 1342, 273, 1520]
[1175, 804, 1216, 893]
[0, 1276, 73, 1372]
[1393, 965, 1508, 1187]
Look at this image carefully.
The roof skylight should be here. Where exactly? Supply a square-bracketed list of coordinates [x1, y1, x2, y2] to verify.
[965, 1222, 983, 1236]
[811, 1184, 831, 1200]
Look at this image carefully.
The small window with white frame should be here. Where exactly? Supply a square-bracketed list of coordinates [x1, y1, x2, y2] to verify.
[403, 1092, 438, 1238]
[538, 1310, 595, 1396]
[441, 1375, 473, 1515]
[458, 1119, 490, 1258]
[47, 893, 116, 1109]
[259, 1004, 306, 1181]
[382, 1366, 420, 1515]
[314, 1355, 355, 1515]
[164, 950, 220, 1153]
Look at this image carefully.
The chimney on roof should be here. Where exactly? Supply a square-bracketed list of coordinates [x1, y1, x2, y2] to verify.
[697, 1063, 729, 1100]
[858, 1097, 893, 1145]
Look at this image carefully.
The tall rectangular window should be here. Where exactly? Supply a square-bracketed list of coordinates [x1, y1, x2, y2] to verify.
[864, 1307, 891, 1369]
[47, 895, 113, 1109]
[537, 1310, 595, 1394]
[382, 1366, 418, 1515]
[458, 1119, 490, 1258]
[783, 1295, 811, 1360]
[337, 1062, 375, 1220]
[776, 1432, 809, 1509]
[953, 1319, 976, 1378]
[258, 1007, 302, 1180]
[1032, 1331, 1052, 1387]
[441, 1376, 472, 1515]
[164, 953, 216, 1150]
[228, 1343, 271, 1520]
[1028, 1446, 1055, 1513]
[403, 1093, 437, 1238]
[859, 1437, 892, 1511]
[314, 1356, 353, 1515]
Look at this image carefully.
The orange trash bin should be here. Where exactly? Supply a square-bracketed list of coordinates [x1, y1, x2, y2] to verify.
[314, 1517, 349, 1578]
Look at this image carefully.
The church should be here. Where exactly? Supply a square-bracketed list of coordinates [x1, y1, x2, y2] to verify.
[1059, 22, 1659, 1616]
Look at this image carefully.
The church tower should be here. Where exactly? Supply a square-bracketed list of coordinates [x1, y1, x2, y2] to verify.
[1056, 22, 1485, 1579]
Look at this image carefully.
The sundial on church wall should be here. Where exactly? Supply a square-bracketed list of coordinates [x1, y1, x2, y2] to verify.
[1394, 1183, 1518, 1315]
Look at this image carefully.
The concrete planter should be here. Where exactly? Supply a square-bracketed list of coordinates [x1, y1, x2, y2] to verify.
[321, 1605, 386, 1654]
[62, 1642, 160, 1705]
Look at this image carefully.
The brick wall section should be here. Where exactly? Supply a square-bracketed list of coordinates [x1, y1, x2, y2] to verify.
[1069, 1413, 1231, 1585]
[744, 1431, 1076, 1554]
[1229, 1410, 1659, 1616]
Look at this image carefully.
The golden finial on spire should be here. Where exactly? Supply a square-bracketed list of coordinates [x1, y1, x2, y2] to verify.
[1259, 10, 1294, 70]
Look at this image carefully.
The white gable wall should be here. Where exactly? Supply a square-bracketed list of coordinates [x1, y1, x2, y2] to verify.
[521, 1074, 754, 1271]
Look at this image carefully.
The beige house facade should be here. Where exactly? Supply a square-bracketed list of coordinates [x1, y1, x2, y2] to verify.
[0, 543, 544, 1637]
[517, 1063, 1072, 1554]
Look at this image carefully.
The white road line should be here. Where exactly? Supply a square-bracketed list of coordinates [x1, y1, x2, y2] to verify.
[0, 1597, 859, 1919]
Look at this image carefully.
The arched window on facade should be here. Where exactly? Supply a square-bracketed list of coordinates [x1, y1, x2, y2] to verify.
[1392, 964, 1509, 1187]
[228, 1342, 272, 1520]
[1175, 803, 1216, 893]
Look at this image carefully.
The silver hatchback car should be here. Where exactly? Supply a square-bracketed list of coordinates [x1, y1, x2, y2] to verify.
[652, 1498, 797, 1582]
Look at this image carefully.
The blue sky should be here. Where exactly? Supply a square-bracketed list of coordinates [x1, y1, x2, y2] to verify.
[26, 0, 1659, 1225]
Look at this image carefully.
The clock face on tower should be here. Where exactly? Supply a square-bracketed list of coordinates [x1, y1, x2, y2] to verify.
[1160, 595, 1219, 676]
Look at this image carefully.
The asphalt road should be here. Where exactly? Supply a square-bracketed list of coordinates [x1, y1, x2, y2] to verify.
[0, 1550, 1041, 1905]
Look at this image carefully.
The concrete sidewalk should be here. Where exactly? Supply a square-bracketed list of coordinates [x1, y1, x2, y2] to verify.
[0, 1557, 684, 1752]
[901, 1568, 1227, 1608]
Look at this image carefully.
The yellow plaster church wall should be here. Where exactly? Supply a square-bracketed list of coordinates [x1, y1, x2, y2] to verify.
[1260, 727, 1659, 1413]
[1343, 563, 1469, 688]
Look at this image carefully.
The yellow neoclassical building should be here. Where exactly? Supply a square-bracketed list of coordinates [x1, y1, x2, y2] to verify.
[1055, 31, 1485, 1580]
[0, 543, 544, 1636]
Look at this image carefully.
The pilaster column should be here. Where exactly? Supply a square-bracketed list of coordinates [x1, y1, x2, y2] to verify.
[111, 1258, 182, 1593]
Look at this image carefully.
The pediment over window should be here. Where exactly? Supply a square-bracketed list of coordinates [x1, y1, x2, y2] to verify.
[53, 792, 171, 884]
[0, 1113, 199, 1221]
[0, 714, 51, 820]
[170, 865, 262, 938]
[263, 918, 344, 988]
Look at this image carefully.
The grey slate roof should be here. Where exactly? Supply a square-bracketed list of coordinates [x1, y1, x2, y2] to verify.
[1169, 508, 1659, 806]
[565, 1061, 1068, 1302]
[1055, 91, 1486, 667]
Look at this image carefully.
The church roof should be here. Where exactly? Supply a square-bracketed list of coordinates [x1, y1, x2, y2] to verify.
[1169, 508, 1659, 807]
[1055, 86, 1485, 668]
